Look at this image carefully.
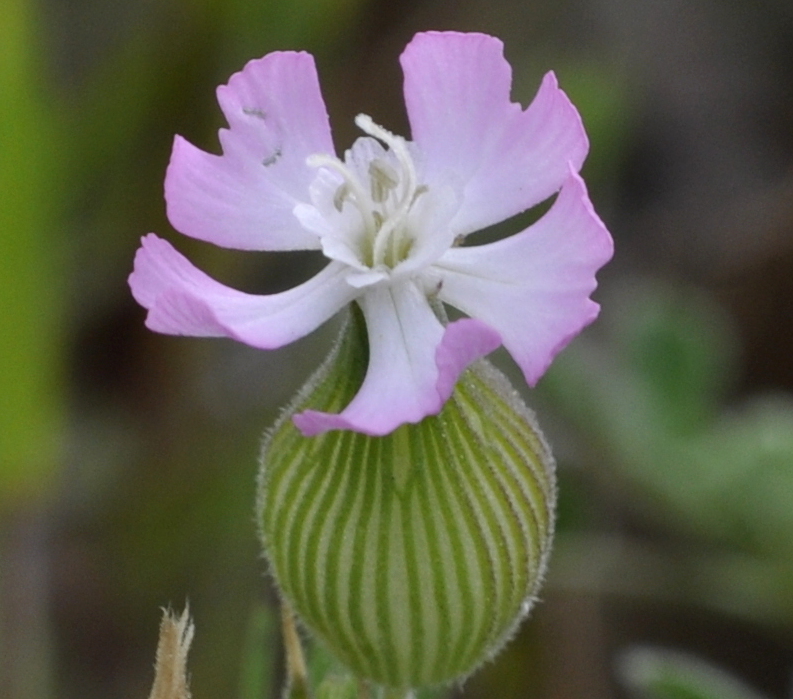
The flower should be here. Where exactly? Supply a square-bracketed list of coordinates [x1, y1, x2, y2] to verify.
[129, 31, 613, 437]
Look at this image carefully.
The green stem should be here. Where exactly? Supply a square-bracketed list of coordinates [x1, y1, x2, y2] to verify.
[281, 601, 311, 699]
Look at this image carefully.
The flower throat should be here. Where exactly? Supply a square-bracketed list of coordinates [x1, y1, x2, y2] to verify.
[307, 114, 428, 270]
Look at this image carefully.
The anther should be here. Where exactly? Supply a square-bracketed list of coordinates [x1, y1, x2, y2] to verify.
[411, 185, 429, 206]
[368, 159, 399, 203]
[333, 183, 349, 212]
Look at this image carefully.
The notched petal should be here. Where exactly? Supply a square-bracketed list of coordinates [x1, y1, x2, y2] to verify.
[129, 234, 357, 349]
[164, 50, 337, 252]
[402, 31, 589, 235]
[435, 168, 613, 386]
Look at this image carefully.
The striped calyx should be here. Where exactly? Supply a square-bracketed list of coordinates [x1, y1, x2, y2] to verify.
[257, 310, 557, 690]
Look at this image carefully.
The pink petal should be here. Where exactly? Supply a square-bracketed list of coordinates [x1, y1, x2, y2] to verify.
[435, 319, 502, 402]
[401, 32, 588, 235]
[129, 234, 357, 348]
[165, 51, 335, 251]
[435, 169, 613, 386]
[294, 282, 447, 436]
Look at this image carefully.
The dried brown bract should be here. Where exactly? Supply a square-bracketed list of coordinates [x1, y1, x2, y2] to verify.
[148, 607, 194, 699]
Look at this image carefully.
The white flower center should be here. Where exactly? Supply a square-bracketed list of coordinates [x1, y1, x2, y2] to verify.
[307, 115, 429, 272]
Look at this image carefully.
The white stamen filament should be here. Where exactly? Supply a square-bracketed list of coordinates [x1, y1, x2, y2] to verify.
[354, 115, 420, 268]
[306, 153, 378, 234]
[307, 114, 426, 271]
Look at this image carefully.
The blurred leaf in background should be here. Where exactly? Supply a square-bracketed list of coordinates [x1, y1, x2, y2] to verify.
[1, 0, 65, 506]
[617, 646, 771, 699]
[1, 1, 67, 698]
[542, 279, 793, 623]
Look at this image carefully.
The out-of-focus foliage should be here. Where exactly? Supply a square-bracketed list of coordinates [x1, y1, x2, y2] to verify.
[617, 646, 770, 699]
[238, 602, 278, 699]
[542, 280, 793, 622]
[0, 0, 64, 504]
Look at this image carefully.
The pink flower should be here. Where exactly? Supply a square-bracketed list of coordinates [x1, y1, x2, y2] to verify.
[129, 31, 613, 437]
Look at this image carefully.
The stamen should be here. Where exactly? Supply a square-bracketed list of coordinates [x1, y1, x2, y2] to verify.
[355, 114, 422, 268]
[333, 183, 349, 212]
[369, 159, 399, 203]
[306, 153, 376, 232]
[354, 115, 417, 206]
[372, 216, 399, 267]
[411, 185, 429, 206]
[307, 116, 430, 272]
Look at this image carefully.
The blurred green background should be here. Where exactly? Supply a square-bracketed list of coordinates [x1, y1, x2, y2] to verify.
[2, 0, 793, 697]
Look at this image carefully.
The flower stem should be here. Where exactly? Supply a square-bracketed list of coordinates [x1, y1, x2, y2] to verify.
[281, 600, 310, 698]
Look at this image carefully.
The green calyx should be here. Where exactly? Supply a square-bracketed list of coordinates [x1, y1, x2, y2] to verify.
[315, 675, 358, 699]
[257, 308, 557, 690]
